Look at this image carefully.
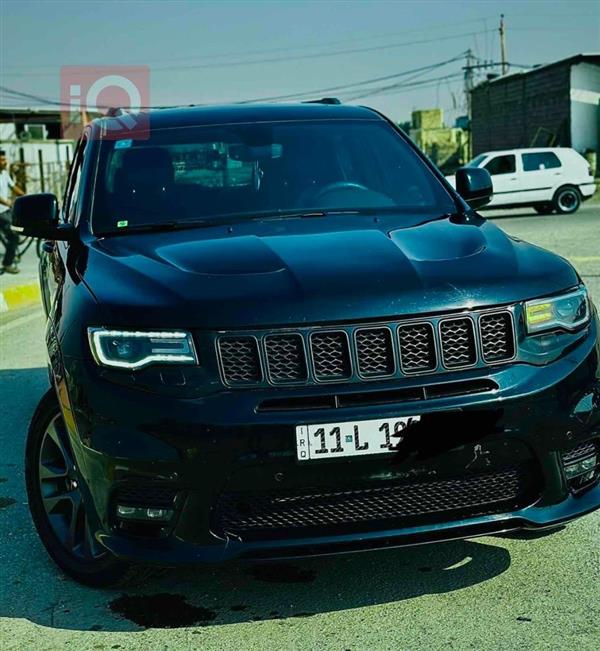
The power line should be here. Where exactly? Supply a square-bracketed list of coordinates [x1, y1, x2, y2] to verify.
[1, 29, 495, 77]
[2, 17, 502, 72]
[342, 72, 465, 101]
[0, 54, 467, 109]
[238, 53, 467, 104]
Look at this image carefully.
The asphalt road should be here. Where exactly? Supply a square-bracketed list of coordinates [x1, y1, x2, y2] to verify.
[0, 205, 599, 650]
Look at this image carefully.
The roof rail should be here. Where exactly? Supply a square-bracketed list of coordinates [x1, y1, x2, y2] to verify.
[302, 97, 342, 105]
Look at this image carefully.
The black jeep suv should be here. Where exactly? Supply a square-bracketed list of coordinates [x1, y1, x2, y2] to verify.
[13, 103, 600, 586]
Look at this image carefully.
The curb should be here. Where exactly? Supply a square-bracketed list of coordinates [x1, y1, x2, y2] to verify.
[0, 281, 41, 313]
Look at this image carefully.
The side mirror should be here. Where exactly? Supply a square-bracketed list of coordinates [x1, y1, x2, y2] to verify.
[455, 167, 493, 210]
[12, 194, 74, 241]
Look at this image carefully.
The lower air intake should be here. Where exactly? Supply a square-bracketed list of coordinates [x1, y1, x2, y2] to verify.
[213, 465, 536, 539]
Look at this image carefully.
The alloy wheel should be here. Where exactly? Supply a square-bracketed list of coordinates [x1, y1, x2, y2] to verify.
[557, 189, 579, 213]
[38, 415, 105, 560]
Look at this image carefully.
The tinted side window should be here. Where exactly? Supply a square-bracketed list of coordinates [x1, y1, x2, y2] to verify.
[484, 155, 516, 175]
[522, 152, 561, 171]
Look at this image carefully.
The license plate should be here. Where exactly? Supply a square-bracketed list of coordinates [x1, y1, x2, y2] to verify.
[295, 415, 421, 462]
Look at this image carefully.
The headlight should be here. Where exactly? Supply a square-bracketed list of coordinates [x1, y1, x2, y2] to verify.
[88, 328, 198, 369]
[525, 287, 590, 334]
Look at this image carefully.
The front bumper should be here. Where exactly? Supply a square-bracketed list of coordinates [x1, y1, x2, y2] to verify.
[61, 322, 600, 566]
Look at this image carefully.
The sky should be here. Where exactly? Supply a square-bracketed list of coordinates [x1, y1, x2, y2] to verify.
[1, 0, 599, 125]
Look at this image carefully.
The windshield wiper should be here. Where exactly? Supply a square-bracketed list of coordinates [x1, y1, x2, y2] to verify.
[98, 219, 223, 236]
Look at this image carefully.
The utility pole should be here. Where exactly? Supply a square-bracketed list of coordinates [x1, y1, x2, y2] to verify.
[464, 48, 475, 158]
[499, 14, 508, 75]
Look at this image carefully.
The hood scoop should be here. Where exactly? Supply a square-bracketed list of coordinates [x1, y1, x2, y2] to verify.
[155, 235, 285, 275]
[389, 220, 486, 262]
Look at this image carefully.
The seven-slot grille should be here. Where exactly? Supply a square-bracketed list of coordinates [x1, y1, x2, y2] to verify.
[217, 310, 515, 386]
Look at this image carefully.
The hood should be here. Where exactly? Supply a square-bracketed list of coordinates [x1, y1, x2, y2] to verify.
[81, 216, 578, 329]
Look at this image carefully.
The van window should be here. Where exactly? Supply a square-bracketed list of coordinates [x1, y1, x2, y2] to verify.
[522, 152, 561, 172]
[484, 155, 516, 176]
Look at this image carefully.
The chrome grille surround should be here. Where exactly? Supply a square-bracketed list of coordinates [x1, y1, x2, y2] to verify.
[215, 306, 518, 388]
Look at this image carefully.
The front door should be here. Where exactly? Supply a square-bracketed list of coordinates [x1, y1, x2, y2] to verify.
[483, 154, 518, 206]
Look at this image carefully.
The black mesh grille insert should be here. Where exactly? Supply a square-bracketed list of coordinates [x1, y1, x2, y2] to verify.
[310, 331, 352, 381]
[218, 336, 262, 384]
[398, 322, 436, 373]
[562, 440, 598, 465]
[440, 318, 477, 368]
[355, 328, 395, 377]
[265, 334, 307, 383]
[116, 483, 178, 508]
[213, 466, 535, 538]
[480, 312, 515, 363]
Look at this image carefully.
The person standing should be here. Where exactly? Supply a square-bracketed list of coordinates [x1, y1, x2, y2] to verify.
[0, 150, 25, 274]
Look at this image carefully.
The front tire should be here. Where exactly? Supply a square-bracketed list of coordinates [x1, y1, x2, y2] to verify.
[25, 390, 134, 587]
[553, 186, 581, 214]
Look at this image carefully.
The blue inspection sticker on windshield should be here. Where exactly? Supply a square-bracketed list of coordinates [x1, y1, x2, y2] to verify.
[115, 139, 133, 150]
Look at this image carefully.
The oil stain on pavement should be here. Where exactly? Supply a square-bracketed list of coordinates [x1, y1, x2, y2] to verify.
[108, 594, 217, 629]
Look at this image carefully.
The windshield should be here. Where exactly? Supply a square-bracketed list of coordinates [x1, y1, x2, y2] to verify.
[465, 153, 487, 168]
[91, 119, 455, 234]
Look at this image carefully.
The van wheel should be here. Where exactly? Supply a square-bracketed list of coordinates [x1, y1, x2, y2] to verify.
[534, 203, 554, 215]
[553, 186, 581, 214]
[25, 390, 138, 587]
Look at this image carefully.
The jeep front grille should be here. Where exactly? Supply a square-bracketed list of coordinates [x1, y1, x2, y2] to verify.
[216, 309, 516, 387]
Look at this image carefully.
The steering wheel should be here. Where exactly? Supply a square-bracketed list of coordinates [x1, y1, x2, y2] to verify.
[295, 181, 370, 207]
[312, 181, 370, 201]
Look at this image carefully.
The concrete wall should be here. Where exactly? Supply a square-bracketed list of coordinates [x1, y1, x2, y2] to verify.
[570, 62, 600, 153]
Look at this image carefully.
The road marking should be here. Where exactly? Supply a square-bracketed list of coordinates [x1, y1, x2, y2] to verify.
[571, 256, 600, 263]
[0, 308, 44, 333]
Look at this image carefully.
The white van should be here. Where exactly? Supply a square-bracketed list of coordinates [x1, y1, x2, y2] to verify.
[447, 147, 596, 214]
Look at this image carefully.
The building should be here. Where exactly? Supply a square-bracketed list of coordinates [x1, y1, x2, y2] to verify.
[0, 107, 76, 195]
[408, 109, 468, 174]
[471, 53, 600, 157]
